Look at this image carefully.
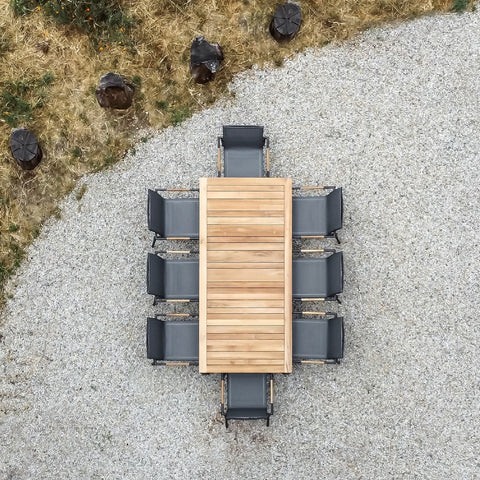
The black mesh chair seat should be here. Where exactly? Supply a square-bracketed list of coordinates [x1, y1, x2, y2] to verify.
[224, 148, 263, 177]
[292, 315, 344, 362]
[146, 318, 199, 364]
[222, 373, 273, 427]
[220, 125, 268, 177]
[292, 188, 343, 236]
[292, 252, 343, 299]
[147, 189, 199, 246]
[147, 253, 199, 303]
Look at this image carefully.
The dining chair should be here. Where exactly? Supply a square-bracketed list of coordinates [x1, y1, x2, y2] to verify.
[217, 125, 270, 177]
[146, 316, 199, 365]
[292, 312, 344, 364]
[292, 187, 343, 243]
[292, 251, 343, 302]
[147, 188, 199, 247]
[146, 253, 199, 305]
[220, 373, 274, 428]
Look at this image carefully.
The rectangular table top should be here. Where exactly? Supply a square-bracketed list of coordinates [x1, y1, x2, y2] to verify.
[199, 177, 292, 373]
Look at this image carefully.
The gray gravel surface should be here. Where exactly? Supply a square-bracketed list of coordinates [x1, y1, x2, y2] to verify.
[1, 10, 480, 480]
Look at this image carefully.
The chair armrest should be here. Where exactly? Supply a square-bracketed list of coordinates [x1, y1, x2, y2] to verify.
[155, 250, 199, 255]
[293, 311, 337, 317]
[266, 145, 270, 177]
[292, 185, 336, 191]
[221, 374, 226, 415]
[217, 136, 223, 177]
[299, 248, 336, 254]
[269, 375, 274, 414]
[154, 188, 199, 192]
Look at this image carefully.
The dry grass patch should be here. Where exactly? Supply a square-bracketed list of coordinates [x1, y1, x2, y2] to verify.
[0, 0, 473, 304]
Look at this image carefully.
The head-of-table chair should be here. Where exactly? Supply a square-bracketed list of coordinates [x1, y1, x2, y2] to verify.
[217, 125, 270, 177]
[146, 317, 199, 366]
[220, 373, 274, 428]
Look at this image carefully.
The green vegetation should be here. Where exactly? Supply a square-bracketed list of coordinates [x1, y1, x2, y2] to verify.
[0, 72, 54, 127]
[171, 107, 192, 126]
[451, 0, 470, 10]
[10, 0, 133, 46]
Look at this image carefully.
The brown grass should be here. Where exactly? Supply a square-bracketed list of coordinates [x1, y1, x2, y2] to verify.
[0, 0, 471, 304]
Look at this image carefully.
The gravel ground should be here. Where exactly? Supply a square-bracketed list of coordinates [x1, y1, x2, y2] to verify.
[1, 10, 480, 480]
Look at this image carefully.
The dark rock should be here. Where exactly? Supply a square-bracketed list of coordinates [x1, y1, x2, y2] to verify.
[190, 36, 224, 84]
[10, 128, 43, 170]
[95, 72, 134, 109]
[270, 2, 302, 43]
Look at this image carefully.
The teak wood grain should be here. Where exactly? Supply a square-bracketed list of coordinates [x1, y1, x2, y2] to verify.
[199, 177, 292, 373]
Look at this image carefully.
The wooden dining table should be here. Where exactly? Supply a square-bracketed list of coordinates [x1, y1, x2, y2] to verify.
[199, 177, 292, 374]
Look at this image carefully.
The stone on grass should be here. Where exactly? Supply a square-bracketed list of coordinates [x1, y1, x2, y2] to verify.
[270, 2, 302, 43]
[190, 36, 224, 84]
[10, 127, 43, 170]
[95, 72, 134, 109]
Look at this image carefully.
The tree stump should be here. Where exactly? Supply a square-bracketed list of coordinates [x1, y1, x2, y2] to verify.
[95, 73, 134, 109]
[10, 128, 43, 170]
[270, 2, 302, 43]
[190, 36, 224, 84]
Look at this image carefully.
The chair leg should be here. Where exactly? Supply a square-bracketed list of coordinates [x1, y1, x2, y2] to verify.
[266, 416, 270, 427]
[225, 419, 229, 429]
[335, 232, 340, 245]
[336, 296, 342, 305]
[152, 235, 157, 248]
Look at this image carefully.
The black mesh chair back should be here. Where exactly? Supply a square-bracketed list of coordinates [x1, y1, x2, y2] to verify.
[292, 187, 343, 237]
[146, 317, 199, 364]
[292, 252, 343, 300]
[147, 189, 199, 245]
[292, 315, 344, 362]
[146, 253, 199, 302]
[223, 373, 273, 427]
[222, 125, 265, 177]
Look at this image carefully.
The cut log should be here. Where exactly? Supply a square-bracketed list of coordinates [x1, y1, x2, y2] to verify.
[95, 72, 134, 109]
[270, 2, 302, 43]
[190, 36, 224, 84]
[10, 128, 43, 170]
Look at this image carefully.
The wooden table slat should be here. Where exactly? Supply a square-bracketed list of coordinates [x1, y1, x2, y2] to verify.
[208, 250, 284, 262]
[208, 240, 285, 248]
[207, 184, 285, 192]
[208, 308, 285, 314]
[207, 199, 285, 211]
[207, 191, 285, 199]
[208, 216, 284, 225]
[208, 210, 284, 217]
[208, 325, 285, 334]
